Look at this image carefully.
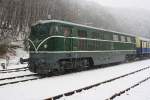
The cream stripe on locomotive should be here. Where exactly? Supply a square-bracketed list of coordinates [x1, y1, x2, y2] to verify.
[30, 50, 136, 54]
[29, 35, 136, 52]
[28, 39, 38, 52]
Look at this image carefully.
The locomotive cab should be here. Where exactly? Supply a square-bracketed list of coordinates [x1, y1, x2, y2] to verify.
[28, 20, 81, 74]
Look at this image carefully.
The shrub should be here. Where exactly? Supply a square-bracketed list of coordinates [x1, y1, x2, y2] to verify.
[0, 44, 9, 55]
[23, 39, 29, 51]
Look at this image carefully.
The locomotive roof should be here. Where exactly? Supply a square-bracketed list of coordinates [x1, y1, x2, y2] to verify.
[34, 19, 141, 38]
[138, 37, 150, 41]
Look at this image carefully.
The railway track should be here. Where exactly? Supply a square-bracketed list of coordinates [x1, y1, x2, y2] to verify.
[106, 76, 150, 100]
[0, 67, 29, 73]
[0, 73, 45, 86]
[45, 66, 150, 100]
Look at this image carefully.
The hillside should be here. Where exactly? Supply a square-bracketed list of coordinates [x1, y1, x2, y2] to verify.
[0, 0, 150, 42]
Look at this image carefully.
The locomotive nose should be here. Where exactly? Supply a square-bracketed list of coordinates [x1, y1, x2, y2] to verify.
[28, 58, 37, 73]
[29, 57, 49, 74]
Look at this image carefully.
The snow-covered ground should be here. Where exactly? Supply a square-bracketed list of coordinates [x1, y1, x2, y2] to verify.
[0, 48, 29, 70]
[60, 62, 150, 100]
[0, 48, 150, 100]
[0, 55, 150, 100]
[115, 79, 150, 100]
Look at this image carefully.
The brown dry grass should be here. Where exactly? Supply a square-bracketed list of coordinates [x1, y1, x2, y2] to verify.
[0, 44, 9, 56]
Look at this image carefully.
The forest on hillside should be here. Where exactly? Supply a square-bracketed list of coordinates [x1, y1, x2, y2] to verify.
[0, 0, 150, 44]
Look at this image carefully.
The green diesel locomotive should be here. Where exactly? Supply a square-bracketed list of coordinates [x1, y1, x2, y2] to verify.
[28, 20, 136, 74]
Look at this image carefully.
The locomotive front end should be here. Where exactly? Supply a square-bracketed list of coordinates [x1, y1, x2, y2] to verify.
[28, 20, 67, 75]
[29, 53, 52, 74]
[28, 22, 53, 74]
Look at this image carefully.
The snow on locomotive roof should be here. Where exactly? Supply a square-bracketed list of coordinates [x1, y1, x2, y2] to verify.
[138, 37, 150, 41]
[34, 19, 136, 37]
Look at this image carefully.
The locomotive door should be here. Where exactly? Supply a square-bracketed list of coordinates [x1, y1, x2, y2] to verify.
[63, 26, 73, 51]
[65, 37, 73, 51]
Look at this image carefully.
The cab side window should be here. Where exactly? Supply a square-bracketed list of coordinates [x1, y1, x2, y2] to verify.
[113, 34, 119, 41]
[78, 30, 87, 37]
[49, 25, 60, 35]
[92, 32, 99, 39]
[127, 37, 131, 43]
[121, 36, 126, 42]
[62, 26, 71, 37]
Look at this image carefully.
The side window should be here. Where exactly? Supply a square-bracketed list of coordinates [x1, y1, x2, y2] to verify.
[78, 30, 87, 37]
[144, 42, 147, 48]
[127, 37, 131, 43]
[131, 37, 135, 43]
[71, 28, 77, 36]
[92, 32, 99, 39]
[63, 26, 71, 37]
[142, 41, 145, 48]
[104, 33, 108, 40]
[113, 34, 119, 41]
[103, 32, 111, 40]
[99, 32, 104, 39]
[55, 26, 59, 33]
[141, 41, 144, 47]
[49, 25, 59, 35]
[121, 36, 126, 42]
[53, 25, 59, 34]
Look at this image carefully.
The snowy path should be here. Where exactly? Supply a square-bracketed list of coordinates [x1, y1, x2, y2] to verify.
[0, 59, 150, 100]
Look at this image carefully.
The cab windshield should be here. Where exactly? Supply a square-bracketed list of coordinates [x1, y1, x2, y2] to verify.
[30, 23, 50, 40]
[29, 22, 72, 48]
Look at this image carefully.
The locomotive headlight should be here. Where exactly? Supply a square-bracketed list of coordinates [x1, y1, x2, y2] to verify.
[44, 44, 48, 48]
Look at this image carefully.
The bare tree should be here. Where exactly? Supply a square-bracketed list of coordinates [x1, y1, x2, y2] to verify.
[0, 0, 150, 42]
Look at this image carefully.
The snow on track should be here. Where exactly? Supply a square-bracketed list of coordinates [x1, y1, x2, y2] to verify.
[59, 64, 150, 100]
[0, 59, 150, 100]
[115, 79, 150, 100]
[0, 70, 34, 79]
[0, 74, 39, 86]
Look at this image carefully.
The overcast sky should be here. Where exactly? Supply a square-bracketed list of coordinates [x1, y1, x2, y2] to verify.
[93, 0, 150, 10]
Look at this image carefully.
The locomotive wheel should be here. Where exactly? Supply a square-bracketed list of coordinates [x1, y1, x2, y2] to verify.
[58, 58, 93, 72]
[76, 59, 89, 71]
[52, 69, 60, 76]
[52, 67, 65, 76]
[76, 65, 85, 72]
[59, 66, 65, 74]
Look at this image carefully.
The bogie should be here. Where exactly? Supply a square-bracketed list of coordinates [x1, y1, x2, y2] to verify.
[58, 57, 93, 72]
